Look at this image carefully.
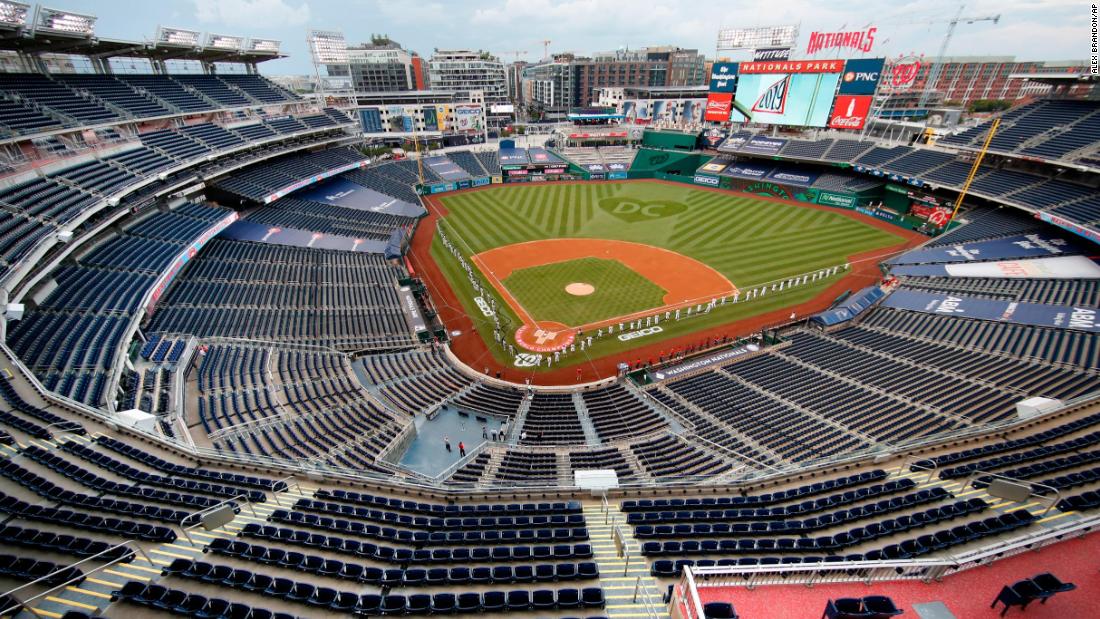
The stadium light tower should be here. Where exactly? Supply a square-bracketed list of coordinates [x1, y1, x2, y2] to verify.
[917, 6, 1000, 109]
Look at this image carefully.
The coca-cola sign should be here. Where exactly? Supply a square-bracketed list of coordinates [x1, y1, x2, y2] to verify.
[829, 95, 873, 129]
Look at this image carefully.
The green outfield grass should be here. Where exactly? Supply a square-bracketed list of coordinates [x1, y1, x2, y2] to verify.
[432, 181, 907, 368]
[502, 257, 668, 327]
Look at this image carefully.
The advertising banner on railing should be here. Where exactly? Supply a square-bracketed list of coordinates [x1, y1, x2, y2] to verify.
[883, 288, 1100, 332]
[262, 159, 369, 204]
[889, 233, 1087, 265]
[1036, 211, 1100, 244]
[739, 135, 788, 155]
[889, 255, 1100, 279]
[146, 210, 239, 314]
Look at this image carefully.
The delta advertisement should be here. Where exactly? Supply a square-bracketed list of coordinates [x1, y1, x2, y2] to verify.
[733, 60, 845, 127]
[882, 289, 1100, 333]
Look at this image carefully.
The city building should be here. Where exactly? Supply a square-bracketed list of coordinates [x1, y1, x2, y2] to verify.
[427, 49, 508, 105]
[327, 35, 427, 93]
[521, 45, 706, 117]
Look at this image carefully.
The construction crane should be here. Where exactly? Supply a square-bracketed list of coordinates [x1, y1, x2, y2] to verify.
[917, 6, 1000, 109]
[502, 50, 528, 63]
[541, 39, 552, 60]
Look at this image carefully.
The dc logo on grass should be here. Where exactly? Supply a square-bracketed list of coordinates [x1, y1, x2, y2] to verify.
[599, 196, 686, 223]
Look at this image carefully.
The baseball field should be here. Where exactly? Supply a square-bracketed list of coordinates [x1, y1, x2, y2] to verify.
[427, 181, 910, 368]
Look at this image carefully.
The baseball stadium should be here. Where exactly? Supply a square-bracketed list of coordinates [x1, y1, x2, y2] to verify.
[0, 3, 1093, 619]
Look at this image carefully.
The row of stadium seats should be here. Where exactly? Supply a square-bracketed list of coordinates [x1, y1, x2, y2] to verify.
[0, 73, 299, 136]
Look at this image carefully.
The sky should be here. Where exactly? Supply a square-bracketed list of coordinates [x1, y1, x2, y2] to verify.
[53, 0, 1090, 75]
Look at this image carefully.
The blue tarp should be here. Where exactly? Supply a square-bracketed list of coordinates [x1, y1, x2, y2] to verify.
[219, 220, 388, 253]
[384, 228, 406, 260]
[424, 156, 471, 182]
[812, 286, 886, 326]
[499, 147, 529, 165]
[889, 233, 1087, 265]
[294, 177, 425, 218]
[882, 288, 1099, 332]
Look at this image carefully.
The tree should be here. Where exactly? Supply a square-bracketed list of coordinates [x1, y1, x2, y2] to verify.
[968, 99, 1012, 113]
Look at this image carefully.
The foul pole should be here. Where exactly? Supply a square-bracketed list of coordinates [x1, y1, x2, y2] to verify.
[947, 117, 999, 225]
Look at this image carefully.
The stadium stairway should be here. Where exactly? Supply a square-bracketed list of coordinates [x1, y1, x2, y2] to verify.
[570, 393, 602, 446]
[506, 396, 533, 446]
[624, 382, 685, 435]
[475, 449, 507, 485]
[581, 500, 664, 618]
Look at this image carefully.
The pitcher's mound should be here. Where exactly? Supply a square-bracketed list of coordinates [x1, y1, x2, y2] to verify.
[565, 283, 595, 296]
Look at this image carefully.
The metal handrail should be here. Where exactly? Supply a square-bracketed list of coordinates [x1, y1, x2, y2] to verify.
[178, 493, 256, 544]
[0, 540, 151, 615]
[684, 513, 1100, 588]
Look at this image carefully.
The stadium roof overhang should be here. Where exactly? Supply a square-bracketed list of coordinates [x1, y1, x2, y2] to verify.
[0, 30, 285, 63]
[1008, 72, 1099, 86]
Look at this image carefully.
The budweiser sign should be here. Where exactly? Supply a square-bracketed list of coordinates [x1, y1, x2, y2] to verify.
[806, 27, 877, 55]
[829, 95, 872, 130]
[704, 93, 733, 122]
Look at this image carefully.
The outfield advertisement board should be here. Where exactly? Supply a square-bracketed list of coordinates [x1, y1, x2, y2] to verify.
[693, 174, 720, 187]
[816, 190, 858, 208]
[733, 60, 843, 127]
[883, 289, 1100, 333]
[739, 135, 788, 155]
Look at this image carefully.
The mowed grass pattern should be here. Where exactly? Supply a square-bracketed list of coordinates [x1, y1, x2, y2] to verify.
[439, 182, 905, 289]
[502, 257, 668, 327]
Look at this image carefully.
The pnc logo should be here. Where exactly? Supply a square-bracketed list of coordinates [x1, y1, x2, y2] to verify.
[599, 197, 687, 223]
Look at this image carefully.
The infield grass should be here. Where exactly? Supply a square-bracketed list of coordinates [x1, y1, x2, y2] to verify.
[432, 181, 907, 367]
[502, 257, 668, 327]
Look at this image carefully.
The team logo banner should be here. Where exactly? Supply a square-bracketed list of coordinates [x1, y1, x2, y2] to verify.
[829, 95, 873, 130]
[753, 47, 791, 62]
[708, 62, 739, 93]
[839, 58, 886, 95]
